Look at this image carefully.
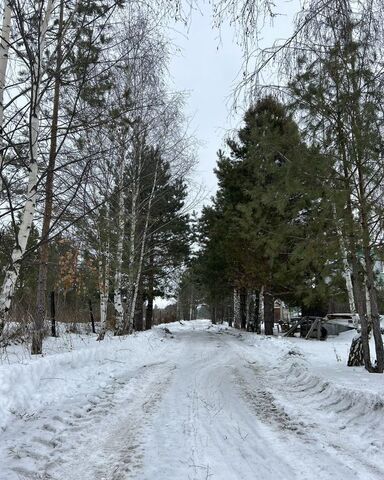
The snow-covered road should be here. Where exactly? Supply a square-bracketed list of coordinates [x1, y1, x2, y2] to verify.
[1, 321, 384, 479]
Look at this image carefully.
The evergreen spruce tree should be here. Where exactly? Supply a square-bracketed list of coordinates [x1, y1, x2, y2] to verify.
[287, 0, 384, 371]
[196, 96, 336, 331]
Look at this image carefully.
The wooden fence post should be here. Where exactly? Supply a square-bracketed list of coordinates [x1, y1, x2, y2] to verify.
[88, 298, 96, 333]
[50, 291, 56, 337]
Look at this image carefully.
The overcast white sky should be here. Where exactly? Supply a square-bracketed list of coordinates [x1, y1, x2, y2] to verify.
[168, 1, 298, 210]
[168, 7, 243, 209]
[157, 2, 298, 307]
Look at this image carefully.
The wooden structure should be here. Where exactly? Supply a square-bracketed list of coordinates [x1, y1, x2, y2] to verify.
[283, 316, 324, 340]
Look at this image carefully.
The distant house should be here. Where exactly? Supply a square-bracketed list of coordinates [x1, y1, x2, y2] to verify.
[274, 299, 290, 323]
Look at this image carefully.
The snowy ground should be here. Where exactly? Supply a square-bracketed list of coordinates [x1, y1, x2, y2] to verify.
[1, 320, 384, 480]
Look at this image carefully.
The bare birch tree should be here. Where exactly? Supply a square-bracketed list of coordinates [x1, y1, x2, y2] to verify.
[0, 1, 12, 193]
[0, 0, 55, 336]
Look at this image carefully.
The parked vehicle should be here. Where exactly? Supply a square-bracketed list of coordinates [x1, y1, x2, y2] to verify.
[323, 313, 359, 331]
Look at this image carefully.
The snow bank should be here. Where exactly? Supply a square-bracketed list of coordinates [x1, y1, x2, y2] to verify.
[0, 326, 173, 431]
[275, 353, 384, 417]
[246, 332, 384, 457]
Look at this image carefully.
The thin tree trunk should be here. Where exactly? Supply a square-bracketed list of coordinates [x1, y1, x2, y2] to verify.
[134, 281, 144, 331]
[240, 287, 247, 329]
[98, 257, 110, 339]
[364, 268, 372, 321]
[32, 0, 64, 354]
[145, 252, 154, 330]
[97, 204, 110, 340]
[88, 298, 96, 334]
[253, 290, 261, 333]
[0, 1, 12, 193]
[211, 303, 216, 324]
[351, 255, 372, 369]
[364, 251, 384, 372]
[330, 37, 372, 370]
[113, 152, 126, 333]
[233, 288, 241, 329]
[145, 293, 154, 329]
[347, 22, 383, 372]
[333, 204, 356, 314]
[246, 292, 251, 330]
[189, 287, 193, 321]
[357, 171, 384, 371]
[124, 160, 159, 333]
[264, 290, 274, 336]
[335, 115, 372, 370]
[0, 0, 54, 339]
[116, 171, 139, 335]
[228, 302, 233, 327]
[50, 291, 56, 337]
[259, 285, 264, 329]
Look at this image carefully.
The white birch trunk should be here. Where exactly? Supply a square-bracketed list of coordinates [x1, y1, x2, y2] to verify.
[127, 180, 138, 326]
[189, 288, 193, 321]
[98, 204, 110, 339]
[113, 153, 126, 331]
[361, 258, 372, 324]
[98, 258, 106, 326]
[98, 255, 110, 337]
[0, 2, 12, 191]
[0, 2, 11, 117]
[116, 175, 138, 335]
[0, 1, 54, 335]
[233, 288, 241, 329]
[125, 160, 159, 333]
[259, 285, 264, 323]
[332, 205, 356, 314]
[365, 279, 372, 322]
[99, 256, 110, 333]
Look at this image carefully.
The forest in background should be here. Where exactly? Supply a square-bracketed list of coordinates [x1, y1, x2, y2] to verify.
[2, 0, 384, 374]
[178, 0, 384, 373]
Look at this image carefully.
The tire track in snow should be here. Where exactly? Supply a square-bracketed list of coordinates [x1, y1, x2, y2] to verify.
[4, 323, 384, 480]
[233, 365, 307, 435]
[1, 361, 176, 480]
[226, 331, 384, 480]
[137, 330, 303, 480]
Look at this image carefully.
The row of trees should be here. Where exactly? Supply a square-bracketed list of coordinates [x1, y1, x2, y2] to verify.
[191, 0, 384, 373]
[0, 1, 193, 353]
[192, 97, 333, 326]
